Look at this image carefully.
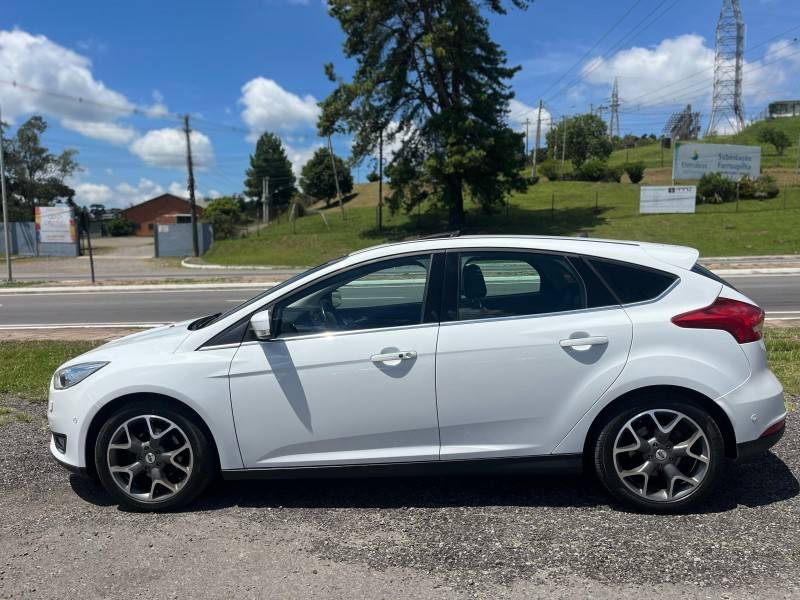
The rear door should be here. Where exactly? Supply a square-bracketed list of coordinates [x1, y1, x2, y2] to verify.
[435, 249, 633, 459]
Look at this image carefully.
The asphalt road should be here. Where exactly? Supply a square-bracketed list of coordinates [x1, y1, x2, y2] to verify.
[0, 273, 798, 327]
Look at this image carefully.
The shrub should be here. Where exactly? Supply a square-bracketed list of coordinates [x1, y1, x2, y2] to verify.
[575, 157, 608, 182]
[624, 162, 646, 184]
[366, 171, 381, 182]
[527, 175, 540, 186]
[538, 159, 560, 181]
[697, 172, 737, 203]
[603, 164, 624, 183]
[738, 176, 757, 199]
[754, 174, 779, 199]
[106, 217, 135, 237]
[202, 196, 243, 240]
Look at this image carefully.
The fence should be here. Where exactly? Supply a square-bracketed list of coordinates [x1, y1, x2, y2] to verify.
[1, 222, 80, 257]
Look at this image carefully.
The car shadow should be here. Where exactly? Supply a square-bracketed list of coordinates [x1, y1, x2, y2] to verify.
[70, 449, 798, 514]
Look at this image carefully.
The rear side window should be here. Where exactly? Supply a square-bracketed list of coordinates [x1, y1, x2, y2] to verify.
[568, 257, 619, 308]
[691, 263, 737, 291]
[589, 258, 677, 304]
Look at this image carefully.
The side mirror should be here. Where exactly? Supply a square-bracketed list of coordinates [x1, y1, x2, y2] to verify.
[250, 310, 272, 340]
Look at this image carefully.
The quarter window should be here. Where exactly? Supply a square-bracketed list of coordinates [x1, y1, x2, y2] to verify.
[589, 258, 677, 304]
[275, 256, 431, 336]
[457, 252, 586, 321]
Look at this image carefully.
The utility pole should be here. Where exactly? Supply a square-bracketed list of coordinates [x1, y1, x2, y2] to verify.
[377, 129, 383, 231]
[560, 115, 568, 179]
[262, 176, 270, 225]
[327, 135, 344, 217]
[182, 114, 199, 258]
[531, 99, 543, 178]
[0, 105, 11, 282]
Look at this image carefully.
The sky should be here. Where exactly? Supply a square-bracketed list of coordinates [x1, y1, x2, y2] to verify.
[1, 0, 798, 208]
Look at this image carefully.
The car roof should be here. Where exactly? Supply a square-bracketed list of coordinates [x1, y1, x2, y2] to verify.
[347, 235, 699, 271]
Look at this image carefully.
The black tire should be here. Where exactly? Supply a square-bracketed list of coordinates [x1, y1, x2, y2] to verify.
[95, 399, 216, 511]
[593, 394, 725, 513]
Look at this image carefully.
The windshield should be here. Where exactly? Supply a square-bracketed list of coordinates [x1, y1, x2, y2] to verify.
[193, 256, 346, 329]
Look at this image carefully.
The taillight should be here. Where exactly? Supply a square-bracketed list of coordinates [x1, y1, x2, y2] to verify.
[671, 297, 764, 343]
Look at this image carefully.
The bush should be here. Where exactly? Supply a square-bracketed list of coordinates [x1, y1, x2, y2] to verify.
[202, 196, 243, 240]
[738, 176, 757, 199]
[603, 164, 624, 183]
[575, 157, 608, 182]
[106, 217, 135, 237]
[624, 162, 646, 184]
[366, 171, 381, 182]
[697, 172, 737, 203]
[538, 159, 560, 181]
[754, 174, 779, 200]
[526, 175, 540, 186]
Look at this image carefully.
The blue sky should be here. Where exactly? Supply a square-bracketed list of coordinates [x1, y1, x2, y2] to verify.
[1, 0, 798, 207]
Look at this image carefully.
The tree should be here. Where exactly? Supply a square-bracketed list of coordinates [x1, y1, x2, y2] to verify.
[319, 0, 530, 228]
[545, 114, 611, 167]
[244, 132, 296, 211]
[299, 148, 354, 207]
[202, 196, 243, 240]
[366, 170, 381, 183]
[1, 116, 80, 220]
[757, 127, 791, 156]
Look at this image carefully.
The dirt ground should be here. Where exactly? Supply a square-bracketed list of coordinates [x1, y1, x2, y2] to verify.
[0, 400, 798, 599]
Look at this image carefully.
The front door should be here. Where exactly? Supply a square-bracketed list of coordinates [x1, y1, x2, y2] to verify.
[229, 253, 442, 468]
[435, 250, 633, 459]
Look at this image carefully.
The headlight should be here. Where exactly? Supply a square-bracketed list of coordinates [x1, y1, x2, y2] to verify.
[53, 362, 109, 390]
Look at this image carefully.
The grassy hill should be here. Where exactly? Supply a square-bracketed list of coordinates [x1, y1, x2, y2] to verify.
[611, 116, 800, 170]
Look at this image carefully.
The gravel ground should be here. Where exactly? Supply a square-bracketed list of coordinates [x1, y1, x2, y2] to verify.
[1, 399, 798, 599]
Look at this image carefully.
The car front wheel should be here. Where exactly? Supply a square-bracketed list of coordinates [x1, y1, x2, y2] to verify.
[594, 397, 725, 513]
[95, 400, 215, 511]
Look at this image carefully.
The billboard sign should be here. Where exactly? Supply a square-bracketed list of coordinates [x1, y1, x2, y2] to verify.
[35, 206, 76, 244]
[640, 186, 696, 214]
[672, 142, 761, 181]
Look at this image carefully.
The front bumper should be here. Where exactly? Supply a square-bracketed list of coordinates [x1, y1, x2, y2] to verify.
[47, 382, 95, 470]
[50, 435, 90, 477]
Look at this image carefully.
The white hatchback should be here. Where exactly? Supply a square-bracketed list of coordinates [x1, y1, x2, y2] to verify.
[48, 236, 786, 512]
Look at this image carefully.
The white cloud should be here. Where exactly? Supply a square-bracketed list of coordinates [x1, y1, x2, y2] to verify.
[168, 181, 187, 197]
[60, 118, 138, 145]
[579, 34, 799, 113]
[239, 77, 320, 139]
[284, 142, 322, 176]
[144, 90, 169, 118]
[508, 99, 553, 135]
[207, 189, 221, 199]
[74, 178, 164, 209]
[130, 127, 214, 169]
[0, 29, 137, 144]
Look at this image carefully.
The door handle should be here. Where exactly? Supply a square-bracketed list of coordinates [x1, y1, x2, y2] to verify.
[559, 336, 609, 349]
[371, 350, 417, 363]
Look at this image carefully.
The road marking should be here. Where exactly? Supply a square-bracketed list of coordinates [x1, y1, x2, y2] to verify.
[0, 323, 167, 330]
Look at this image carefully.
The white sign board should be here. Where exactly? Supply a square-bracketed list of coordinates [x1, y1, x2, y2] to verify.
[673, 142, 761, 181]
[640, 186, 696, 214]
[35, 206, 76, 243]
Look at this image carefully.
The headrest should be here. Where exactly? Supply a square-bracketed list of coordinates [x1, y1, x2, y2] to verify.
[462, 263, 487, 300]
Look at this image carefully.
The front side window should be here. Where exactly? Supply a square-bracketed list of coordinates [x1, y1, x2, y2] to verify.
[457, 252, 586, 321]
[275, 255, 431, 337]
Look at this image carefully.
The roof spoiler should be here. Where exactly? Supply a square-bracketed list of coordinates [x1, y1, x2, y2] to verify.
[639, 242, 699, 270]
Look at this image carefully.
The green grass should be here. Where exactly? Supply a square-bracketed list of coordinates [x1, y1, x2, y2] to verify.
[765, 328, 800, 405]
[205, 180, 800, 266]
[0, 341, 100, 403]
[0, 406, 33, 426]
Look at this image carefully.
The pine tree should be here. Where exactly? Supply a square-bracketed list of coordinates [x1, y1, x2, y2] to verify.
[244, 132, 296, 210]
[319, 0, 530, 228]
[300, 148, 353, 207]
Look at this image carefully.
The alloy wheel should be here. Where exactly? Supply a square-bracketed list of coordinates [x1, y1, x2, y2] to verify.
[613, 409, 711, 502]
[106, 415, 193, 503]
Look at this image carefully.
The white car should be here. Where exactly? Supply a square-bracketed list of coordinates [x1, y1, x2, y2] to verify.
[48, 235, 786, 513]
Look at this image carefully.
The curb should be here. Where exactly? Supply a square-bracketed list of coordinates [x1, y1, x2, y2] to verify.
[0, 282, 279, 294]
[181, 258, 307, 271]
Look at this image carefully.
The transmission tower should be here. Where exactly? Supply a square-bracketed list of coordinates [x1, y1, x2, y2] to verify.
[707, 0, 745, 135]
[608, 78, 620, 140]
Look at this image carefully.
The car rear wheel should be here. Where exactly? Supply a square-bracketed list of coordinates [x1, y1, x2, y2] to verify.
[594, 396, 725, 513]
[95, 400, 215, 511]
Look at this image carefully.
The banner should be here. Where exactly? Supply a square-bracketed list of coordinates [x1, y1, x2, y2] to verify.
[35, 206, 76, 244]
[672, 142, 761, 181]
[640, 186, 696, 214]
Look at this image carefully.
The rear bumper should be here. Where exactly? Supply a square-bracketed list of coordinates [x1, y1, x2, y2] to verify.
[736, 422, 786, 461]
